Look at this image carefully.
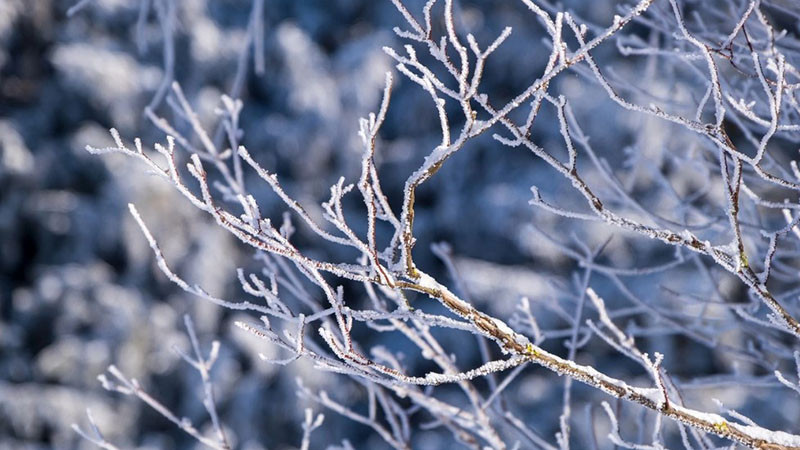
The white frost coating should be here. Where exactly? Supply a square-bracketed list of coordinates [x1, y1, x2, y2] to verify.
[417, 357, 525, 385]
[736, 424, 800, 447]
[631, 386, 663, 404]
[417, 271, 530, 346]
[556, 354, 629, 391]
[416, 271, 444, 293]
[668, 403, 800, 447]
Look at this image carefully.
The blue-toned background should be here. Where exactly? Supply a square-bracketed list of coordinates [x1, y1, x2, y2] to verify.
[2, 0, 799, 448]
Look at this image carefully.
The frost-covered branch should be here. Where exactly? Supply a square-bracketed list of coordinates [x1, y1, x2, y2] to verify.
[81, 0, 800, 448]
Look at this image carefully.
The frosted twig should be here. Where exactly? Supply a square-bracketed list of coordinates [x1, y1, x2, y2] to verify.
[300, 408, 324, 450]
[774, 351, 800, 396]
[98, 365, 228, 450]
[173, 315, 230, 449]
[72, 409, 121, 450]
[66, 0, 95, 17]
[147, 0, 176, 112]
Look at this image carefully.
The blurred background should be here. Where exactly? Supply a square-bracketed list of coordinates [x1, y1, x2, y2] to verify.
[1, 0, 799, 448]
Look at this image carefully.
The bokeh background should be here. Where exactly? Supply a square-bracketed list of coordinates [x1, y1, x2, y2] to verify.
[2, 0, 799, 449]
